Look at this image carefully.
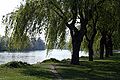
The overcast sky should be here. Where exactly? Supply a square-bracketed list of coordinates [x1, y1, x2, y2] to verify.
[0, 0, 22, 36]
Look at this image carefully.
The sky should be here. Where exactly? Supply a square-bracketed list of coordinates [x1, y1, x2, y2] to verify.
[0, 0, 69, 41]
[0, 0, 46, 41]
[0, 0, 22, 36]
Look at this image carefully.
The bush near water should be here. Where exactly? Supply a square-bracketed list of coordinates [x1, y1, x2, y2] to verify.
[42, 58, 61, 63]
[1, 61, 31, 68]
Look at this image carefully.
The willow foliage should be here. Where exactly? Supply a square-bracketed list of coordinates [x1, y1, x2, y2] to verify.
[80, 0, 120, 54]
[3, 0, 72, 51]
[3, 0, 119, 52]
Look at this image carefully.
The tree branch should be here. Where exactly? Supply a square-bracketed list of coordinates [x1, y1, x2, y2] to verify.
[49, 0, 67, 19]
[85, 33, 90, 42]
[52, 9, 64, 19]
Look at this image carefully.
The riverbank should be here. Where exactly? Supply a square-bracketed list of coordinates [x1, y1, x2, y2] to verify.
[0, 53, 120, 80]
[0, 49, 88, 64]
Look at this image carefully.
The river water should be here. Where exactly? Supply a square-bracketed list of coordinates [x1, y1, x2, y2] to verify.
[0, 49, 88, 64]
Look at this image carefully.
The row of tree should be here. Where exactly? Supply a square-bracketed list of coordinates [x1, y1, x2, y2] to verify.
[2, 0, 120, 64]
[0, 36, 45, 52]
[79, 0, 120, 61]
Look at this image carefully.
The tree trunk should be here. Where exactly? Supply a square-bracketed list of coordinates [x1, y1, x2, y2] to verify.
[87, 31, 97, 61]
[108, 35, 113, 56]
[105, 34, 113, 57]
[71, 36, 81, 65]
[69, 21, 87, 65]
[85, 19, 97, 61]
[105, 38, 109, 57]
[88, 41, 94, 61]
[100, 36, 105, 59]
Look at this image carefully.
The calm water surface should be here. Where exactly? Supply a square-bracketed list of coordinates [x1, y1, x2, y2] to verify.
[0, 49, 88, 64]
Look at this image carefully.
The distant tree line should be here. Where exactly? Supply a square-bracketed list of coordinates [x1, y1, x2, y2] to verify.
[0, 36, 45, 52]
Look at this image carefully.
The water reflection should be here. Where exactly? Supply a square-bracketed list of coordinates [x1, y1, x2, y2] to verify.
[0, 49, 88, 64]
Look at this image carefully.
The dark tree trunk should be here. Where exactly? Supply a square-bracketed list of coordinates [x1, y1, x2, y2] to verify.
[105, 34, 113, 57]
[71, 28, 87, 64]
[105, 38, 109, 57]
[85, 17, 97, 61]
[87, 30, 97, 61]
[88, 41, 94, 61]
[67, 20, 87, 65]
[66, 1, 89, 64]
[108, 35, 113, 56]
[71, 35, 81, 65]
[88, 28, 97, 61]
[100, 35, 106, 59]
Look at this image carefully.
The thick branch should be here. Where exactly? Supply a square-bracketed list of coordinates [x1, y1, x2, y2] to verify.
[66, 22, 78, 33]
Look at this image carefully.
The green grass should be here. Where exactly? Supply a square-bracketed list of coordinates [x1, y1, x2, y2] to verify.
[0, 64, 55, 80]
[55, 61, 120, 80]
[0, 53, 120, 80]
[55, 53, 120, 80]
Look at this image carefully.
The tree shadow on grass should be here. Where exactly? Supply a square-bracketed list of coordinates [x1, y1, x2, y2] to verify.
[56, 63, 120, 80]
[60, 69, 97, 80]
[21, 67, 55, 79]
[58, 67, 120, 80]
[106, 53, 120, 61]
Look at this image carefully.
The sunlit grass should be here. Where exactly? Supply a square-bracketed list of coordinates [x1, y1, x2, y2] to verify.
[0, 64, 54, 80]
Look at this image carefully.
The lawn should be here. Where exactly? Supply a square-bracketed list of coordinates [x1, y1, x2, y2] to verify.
[55, 61, 120, 80]
[0, 53, 120, 80]
[55, 53, 120, 80]
[0, 64, 55, 80]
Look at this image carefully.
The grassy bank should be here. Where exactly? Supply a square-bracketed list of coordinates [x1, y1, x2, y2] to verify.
[55, 53, 120, 80]
[0, 53, 120, 80]
[0, 64, 55, 80]
[55, 61, 120, 80]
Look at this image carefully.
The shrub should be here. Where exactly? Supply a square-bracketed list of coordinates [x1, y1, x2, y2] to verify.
[42, 58, 60, 63]
[1, 61, 31, 68]
[61, 58, 71, 63]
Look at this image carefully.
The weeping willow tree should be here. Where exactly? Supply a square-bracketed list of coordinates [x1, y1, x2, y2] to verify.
[8, 34, 30, 51]
[97, 0, 120, 58]
[113, 0, 120, 50]
[81, 0, 120, 59]
[2, 2, 32, 51]
[3, 0, 105, 65]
